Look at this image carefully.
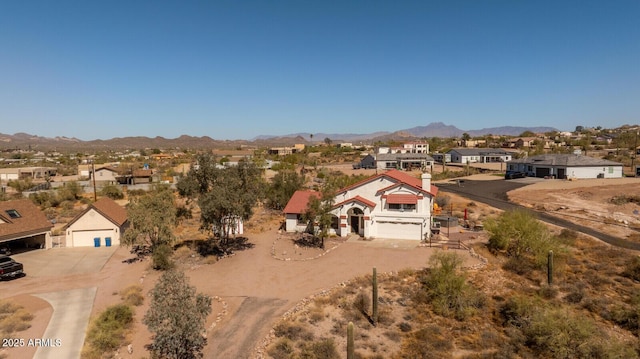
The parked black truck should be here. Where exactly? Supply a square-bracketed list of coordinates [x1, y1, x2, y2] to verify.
[0, 255, 23, 279]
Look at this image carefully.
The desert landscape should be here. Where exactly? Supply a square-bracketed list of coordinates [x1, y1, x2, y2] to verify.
[3, 171, 640, 358]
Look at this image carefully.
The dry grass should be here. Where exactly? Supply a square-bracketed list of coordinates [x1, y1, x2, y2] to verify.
[0, 300, 33, 336]
[266, 228, 640, 358]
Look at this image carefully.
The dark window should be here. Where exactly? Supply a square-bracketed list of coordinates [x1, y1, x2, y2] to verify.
[388, 203, 416, 211]
[5, 209, 20, 219]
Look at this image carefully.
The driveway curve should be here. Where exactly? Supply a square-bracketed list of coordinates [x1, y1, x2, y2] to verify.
[34, 287, 97, 359]
[436, 179, 640, 250]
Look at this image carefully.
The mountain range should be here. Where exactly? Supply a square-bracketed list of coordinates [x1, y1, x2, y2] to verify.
[0, 122, 557, 151]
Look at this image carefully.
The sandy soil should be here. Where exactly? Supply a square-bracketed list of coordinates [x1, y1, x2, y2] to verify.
[1, 208, 482, 359]
[5, 170, 637, 359]
[508, 178, 640, 241]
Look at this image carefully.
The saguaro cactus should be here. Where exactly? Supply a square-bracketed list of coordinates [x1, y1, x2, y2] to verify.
[547, 250, 554, 286]
[372, 267, 378, 326]
[347, 321, 354, 359]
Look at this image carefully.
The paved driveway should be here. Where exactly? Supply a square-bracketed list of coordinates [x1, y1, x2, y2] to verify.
[12, 246, 118, 277]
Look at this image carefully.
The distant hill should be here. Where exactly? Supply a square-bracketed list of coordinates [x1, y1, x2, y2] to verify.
[261, 122, 558, 143]
[0, 122, 559, 151]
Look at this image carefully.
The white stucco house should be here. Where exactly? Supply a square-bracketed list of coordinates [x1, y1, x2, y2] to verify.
[64, 197, 128, 247]
[283, 170, 439, 241]
[506, 154, 623, 179]
[447, 148, 513, 164]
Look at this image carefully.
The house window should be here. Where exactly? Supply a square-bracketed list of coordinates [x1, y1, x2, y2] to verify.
[296, 214, 306, 224]
[388, 203, 416, 211]
[5, 209, 21, 219]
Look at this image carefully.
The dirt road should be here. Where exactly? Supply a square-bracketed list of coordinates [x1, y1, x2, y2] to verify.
[436, 177, 640, 250]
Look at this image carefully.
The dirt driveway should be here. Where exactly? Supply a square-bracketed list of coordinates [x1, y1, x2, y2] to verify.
[1, 218, 483, 359]
[11, 246, 117, 278]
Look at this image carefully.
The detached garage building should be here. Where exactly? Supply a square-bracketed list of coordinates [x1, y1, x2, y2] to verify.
[506, 154, 623, 179]
[64, 198, 128, 247]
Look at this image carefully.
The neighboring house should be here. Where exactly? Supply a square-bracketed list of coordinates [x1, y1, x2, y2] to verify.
[354, 154, 376, 169]
[92, 166, 121, 183]
[283, 170, 439, 241]
[132, 169, 153, 184]
[506, 154, 623, 179]
[0, 199, 53, 250]
[0, 167, 57, 181]
[283, 190, 321, 233]
[375, 153, 435, 171]
[447, 148, 512, 164]
[431, 153, 452, 163]
[63, 197, 128, 247]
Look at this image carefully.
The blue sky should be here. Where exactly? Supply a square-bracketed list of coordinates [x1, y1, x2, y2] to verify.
[1, 1, 638, 141]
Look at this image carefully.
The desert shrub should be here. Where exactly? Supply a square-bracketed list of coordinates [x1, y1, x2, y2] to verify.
[353, 291, 371, 315]
[84, 304, 133, 355]
[267, 338, 294, 359]
[537, 285, 558, 299]
[563, 284, 585, 304]
[308, 305, 324, 324]
[298, 338, 339, 359]
[399, 326, 453, 359]
[398, 322, 412, 332]
[176, 205, 193, 223]
[274, 321, 314, 341]
[623, 256, 640, 281]
[501, 297, 639, 358]
[119, 285, 144, 306]
[0, 301, 33, 336]
[435, 194, 451, 208]
[127, 188, 147, 197]
[151, 244, 174, 270]
[100, 184, 124, 200]
[500, 296, 541, 329]
[417, 252, 484, 320]
[485, 209, 564, 270]
[611, 195, 640, 205]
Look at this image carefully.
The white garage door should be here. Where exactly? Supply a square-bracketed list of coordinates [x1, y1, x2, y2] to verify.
[70, 230, 116, 247]
[376, 221, 423, 240]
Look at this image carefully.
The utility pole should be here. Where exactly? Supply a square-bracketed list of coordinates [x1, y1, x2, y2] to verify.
[633, 131, 639, 177]
[91, 160, 97, 201]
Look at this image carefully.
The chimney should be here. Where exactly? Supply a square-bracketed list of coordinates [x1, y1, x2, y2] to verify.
[421, 172, 431, 191]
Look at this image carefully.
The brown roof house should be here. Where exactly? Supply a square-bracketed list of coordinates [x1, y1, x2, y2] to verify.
[0, 199, 54, 250]
[64, 198, 128, 247]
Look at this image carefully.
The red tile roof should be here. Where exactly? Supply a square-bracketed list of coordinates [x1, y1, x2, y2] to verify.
[282, 190, 321, 214]
[333, 195, 377, 209]
[0, 199, 53, 241]
[338, 169, 437, 197]
[386, 194, 418, 205]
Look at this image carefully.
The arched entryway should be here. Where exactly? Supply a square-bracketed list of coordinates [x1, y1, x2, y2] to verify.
[348, 208, 364, 236]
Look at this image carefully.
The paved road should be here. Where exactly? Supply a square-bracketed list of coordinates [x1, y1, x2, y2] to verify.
[436, 179, 640, 250]
[34, 287, 97, 359]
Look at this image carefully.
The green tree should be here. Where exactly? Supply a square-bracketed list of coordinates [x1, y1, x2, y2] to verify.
[122, 184, 177, 265]
[418, 252, 483, 320]
[266, 170, 305, 210]
[100, 184, 124, 200]
[485, 209, 563, 269]
[177, 154, 264, 245]
[144, 270, 212, 359]
[58, 181, 83, 201]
